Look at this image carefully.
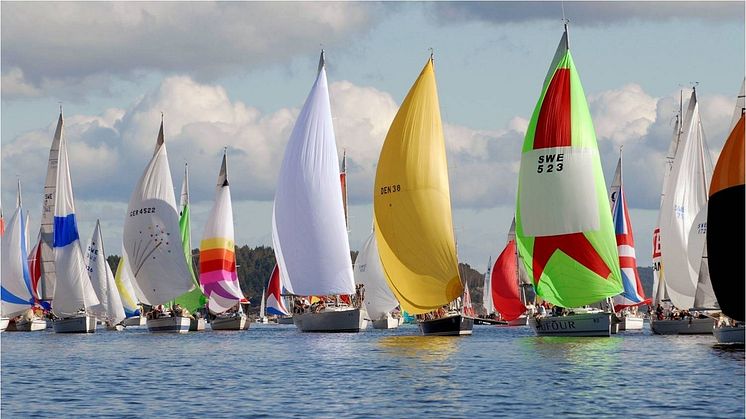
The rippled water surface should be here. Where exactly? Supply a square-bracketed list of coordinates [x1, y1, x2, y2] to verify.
[2, 322, 744, 418]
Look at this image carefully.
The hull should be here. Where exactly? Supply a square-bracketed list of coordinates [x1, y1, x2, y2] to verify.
[714, 325, 745, 344]
[294, 308, 367, 333]
[189, 318, 206, 331]
[54, 315, 96, 333]
[419, 314, 474, 336]
[372, 314, 400, 329]
[8, 319, 47, 332]
[530, 312, 611, 337]
[620, 315, 644, 331]
[0, 317, 9, 332]
[147, 317, 190, 333]
[211, 315, 250, 331]
[507, 315, 529, 327]
[277, 316, 294, 325]
[650, 317, 714, 335]
[122, 316, 147, 327]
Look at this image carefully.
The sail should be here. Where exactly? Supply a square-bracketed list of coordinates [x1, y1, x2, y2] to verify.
[491, 238, 527, 321]
[272, 51, 355, 296]
[707, 103, 744, 321]
[373, 57, 462, 314]
[340, 150, 349, 228]
[113, 244, 141, 318]
[482, 257, 493, 315]
[28, 233, 44, 305]
[515, 28, 623, 308]
[609, 154, 650, 310]
[354, 230, 400, 320]
[265, 264, 289, 316]
[463, 280, 475, 317]
[199, 152, 244, 314]
[259, 287, 266, 318]
[173, 163, 207, 312]
[1, 205, 35, 318]
[123, 121, 194, 305]
[52, 126, 100, 317]
[38, 112, 63, 302]
[85, 220, 126, 325]
[659, 89, 713, 309]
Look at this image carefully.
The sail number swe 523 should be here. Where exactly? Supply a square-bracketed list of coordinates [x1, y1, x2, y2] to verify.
[129, 207, 156, 216]
[380, 184, 401, 195]
[536, 153, 564, 174]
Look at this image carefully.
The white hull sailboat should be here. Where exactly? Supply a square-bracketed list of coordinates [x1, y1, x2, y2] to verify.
[53, 314, 96, 333]
[650, 317, 714, 335]
[147, 316, 190, 333]
[507, 315, 530, 327]
[530, 312, 612, 337]
[371, 313, 400, 330]
[122, 316, 146, 327]
[0, 318, 9, 332]
[619, 315, 644, 331]
[7, 318, 47, 332]
[714, 325, 745, 344]
[293, 306, 367, 333]
[355, 230, 401, 331]
[211, 314, 250, 331]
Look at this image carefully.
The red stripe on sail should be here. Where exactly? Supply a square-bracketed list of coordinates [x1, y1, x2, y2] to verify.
[533, 69, 572, 150]
[490, 240, 527, 321]
[533, 233, 612, 284]
[200, 258, 236, 273]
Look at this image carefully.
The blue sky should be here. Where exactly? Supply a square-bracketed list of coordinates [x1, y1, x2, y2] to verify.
[2, 1, 744, 270]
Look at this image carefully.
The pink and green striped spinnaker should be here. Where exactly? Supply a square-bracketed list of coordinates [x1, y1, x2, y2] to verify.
[515, 29, 623, 308]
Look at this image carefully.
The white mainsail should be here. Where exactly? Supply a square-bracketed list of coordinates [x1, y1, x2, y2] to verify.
[1, 205, 35, 318]
[38, 112, 63, 301]
[85, 220, 126, 325]
[123, 121, 194, 305]
[52, 123, 100, 317]
[272, 51, 355, 296]
[659, 89, 714, 309]
[482, 256, 493, 315]
[354, 230, 399, 320]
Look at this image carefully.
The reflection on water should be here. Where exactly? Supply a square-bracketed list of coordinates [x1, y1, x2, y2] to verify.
[378, 335, 459, 362]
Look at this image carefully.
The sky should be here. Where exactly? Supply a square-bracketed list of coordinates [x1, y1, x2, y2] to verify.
[2, 1, 744, 272]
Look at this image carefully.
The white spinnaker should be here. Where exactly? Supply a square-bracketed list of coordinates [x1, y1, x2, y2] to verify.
[123, 122, 194, 305]
[271, 52, 355, 296]
[354, 230, 399, 319]
[85, 220, 126, 325]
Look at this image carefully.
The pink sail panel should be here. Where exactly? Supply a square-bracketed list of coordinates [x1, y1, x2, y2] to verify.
[491, 240, 527, 321]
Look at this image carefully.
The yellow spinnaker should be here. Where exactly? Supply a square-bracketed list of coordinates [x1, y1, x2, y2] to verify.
[373, 58, 462, 314]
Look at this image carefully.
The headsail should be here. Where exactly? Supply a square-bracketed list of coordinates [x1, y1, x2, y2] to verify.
[515, 27, 622, 308]
[265, 264, 289, 316]
[174, 162, 207, 312]
[491, 220, 527, 321]
[85, 220, 126, 325]
[374, 56, 462, 314]
[658, 89, 713, 309]
[1, 204, 35, 318]
[199, 152, 244, 314]
[707, 84, 744, 321]
[123, 120, 194, 305]
[272, 50, 355, 297]
[609, 152, 650, 310]
[113, 244, 141, 318]
[354, 230, 400, 320]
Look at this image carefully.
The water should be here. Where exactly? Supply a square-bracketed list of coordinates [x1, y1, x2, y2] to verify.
[2, 322, 744, 418]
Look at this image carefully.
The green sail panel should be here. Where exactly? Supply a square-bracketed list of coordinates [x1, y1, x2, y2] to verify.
[515, 30, 623, 308]
[173, 169, 206, 312]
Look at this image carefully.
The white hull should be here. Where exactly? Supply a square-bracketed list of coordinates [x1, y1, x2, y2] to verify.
[122, 316, 147, 327]
[530, 312, 611, 337]
[507, 315, 529, 327]
[8, 318, 47, 332]
[714, 325, 745, 344]
[620, 315, 644, 331]
[0, 317, 9, 332]
[147, 316, 190, 333]
[211, 315, 250, 331]
[189, 318, 206, 331]
[294, 307, 367, 333]
[650, 317, 714, 335]
[371, 314, 400, 329]
[54, 315, 96, 333]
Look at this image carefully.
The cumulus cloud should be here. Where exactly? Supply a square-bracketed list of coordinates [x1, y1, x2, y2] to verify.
[432, 1, 743, 26]
[1, 2, 381, 99]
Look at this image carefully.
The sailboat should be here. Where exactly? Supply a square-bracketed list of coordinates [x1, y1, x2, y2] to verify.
[651, 87, 717, 335]
[481, 257, 493, 317]
[175, 163, 207, 331]
[201, 151, 249, 331]
[51, 111, 101, 333]
[709, 82, 744, 344]
[608, 150, 650, 331]
[354, 230, 401, 329]
[272, 51, 365, 333]
[84, 220, 126, 330]
[374, 53, 472, 336]
[491, 220, 530, 327]
[116, 245, 145, 327]
[256, 287, 268, 324]
[1, 181, 46, 332]
[124, 119, 195, 333]
[516, 26, 624, 337]
[265, 264, 292, 323]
